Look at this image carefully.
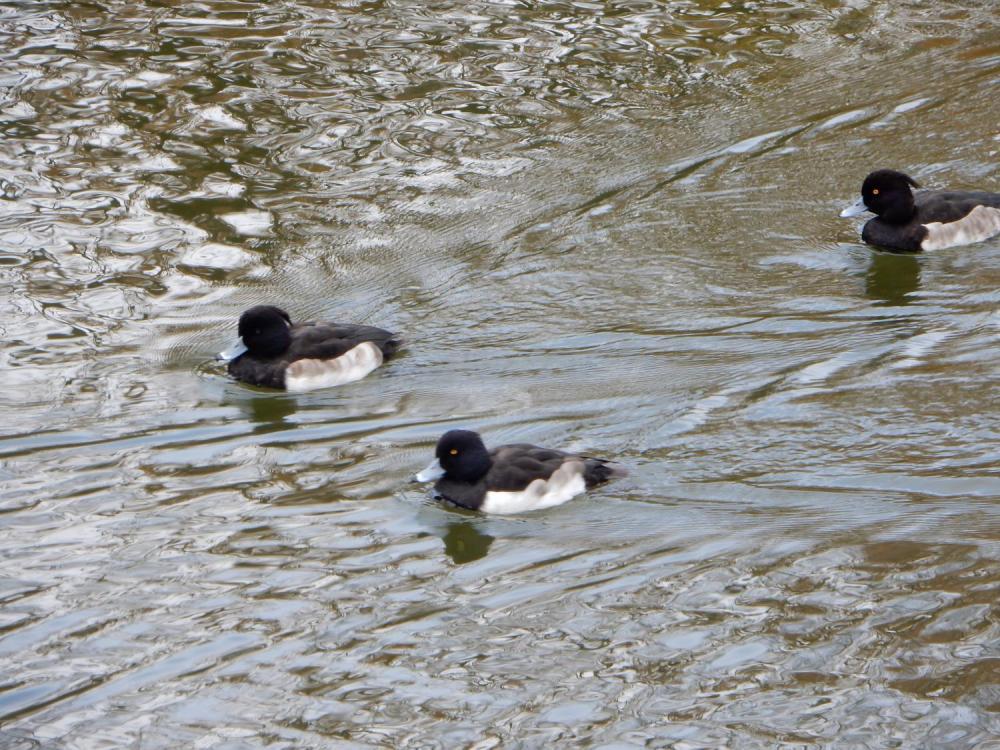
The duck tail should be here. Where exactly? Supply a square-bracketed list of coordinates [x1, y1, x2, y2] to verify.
[382, 336, 403, 359]
[584, 458, 628, 486]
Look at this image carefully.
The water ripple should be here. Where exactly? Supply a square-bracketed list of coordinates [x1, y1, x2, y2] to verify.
[1, 0, 999, 747]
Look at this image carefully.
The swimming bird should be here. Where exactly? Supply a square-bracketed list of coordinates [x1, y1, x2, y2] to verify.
[840, 169, 1000, 252]
[414, 429, 627, 514]
[217, 305, 400, 391]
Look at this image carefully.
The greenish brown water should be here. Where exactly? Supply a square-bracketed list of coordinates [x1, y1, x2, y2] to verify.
[1, 0, 999, 747]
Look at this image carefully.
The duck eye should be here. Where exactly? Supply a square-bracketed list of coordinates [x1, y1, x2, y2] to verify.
[449, 448, 458, 455]
[872, 189, 879, 195]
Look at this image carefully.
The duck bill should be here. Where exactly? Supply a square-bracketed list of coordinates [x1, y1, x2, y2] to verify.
[414, 458, 445, 483]
[216, 338, 248, 362]
[840, 197, 869, 218]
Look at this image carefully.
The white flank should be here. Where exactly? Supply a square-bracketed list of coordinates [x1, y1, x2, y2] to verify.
[480, 460, 588, 514]
[922, 205, 1000, 251]
[284, 342, 383, 392]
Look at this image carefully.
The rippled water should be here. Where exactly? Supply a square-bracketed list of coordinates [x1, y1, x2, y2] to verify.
[2, 0, 999, 746]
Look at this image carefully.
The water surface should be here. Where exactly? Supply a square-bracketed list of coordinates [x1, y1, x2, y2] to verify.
[1, 0, 999, 747]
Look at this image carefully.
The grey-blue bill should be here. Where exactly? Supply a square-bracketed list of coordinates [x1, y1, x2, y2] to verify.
[414, 457, 445, 483]
[840, 196, 869, 218]
[216, 338, 249, 362]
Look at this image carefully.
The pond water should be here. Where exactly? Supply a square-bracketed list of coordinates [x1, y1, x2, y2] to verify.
[1, 1, 999, 747]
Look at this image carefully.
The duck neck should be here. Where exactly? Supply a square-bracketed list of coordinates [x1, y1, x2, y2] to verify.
[452, 450, 492, 484]
[880, 195, 916, 225]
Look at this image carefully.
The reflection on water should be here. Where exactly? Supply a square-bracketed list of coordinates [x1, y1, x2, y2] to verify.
[236, 392, 301, 433]
[2, 0, 1000, 747]
[441, 521, 495, 564]
[866, 251, 922, 305]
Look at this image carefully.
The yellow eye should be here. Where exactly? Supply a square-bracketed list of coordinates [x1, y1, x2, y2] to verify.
[449, 448, 458, 455]
[872, 188, 879, 195]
